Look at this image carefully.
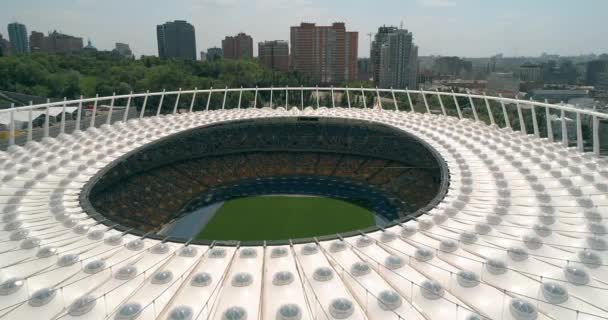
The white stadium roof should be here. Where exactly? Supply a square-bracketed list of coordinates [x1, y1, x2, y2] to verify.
[1, 100, 608, 320]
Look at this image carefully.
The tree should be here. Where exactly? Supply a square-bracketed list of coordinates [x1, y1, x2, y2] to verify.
[0, 53, 310, 104]
[322, 93, 333, 107]
[340, 91, 349, 107]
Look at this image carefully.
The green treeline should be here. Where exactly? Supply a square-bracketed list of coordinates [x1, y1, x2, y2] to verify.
[0, 52, 311, 99]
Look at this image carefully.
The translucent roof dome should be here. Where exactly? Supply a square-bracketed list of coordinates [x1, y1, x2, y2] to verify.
[1, 89, 607, 320]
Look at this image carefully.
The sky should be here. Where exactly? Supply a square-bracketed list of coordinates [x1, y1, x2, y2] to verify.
[1, 0, 607, 58]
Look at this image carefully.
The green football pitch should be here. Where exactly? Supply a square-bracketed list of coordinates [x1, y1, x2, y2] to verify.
[196, 196, 376, 241]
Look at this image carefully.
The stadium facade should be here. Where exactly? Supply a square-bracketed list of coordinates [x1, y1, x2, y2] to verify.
[0, 86, 607, 320]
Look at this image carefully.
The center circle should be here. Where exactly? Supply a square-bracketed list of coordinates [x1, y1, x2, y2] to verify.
[80, 116, 447, 243]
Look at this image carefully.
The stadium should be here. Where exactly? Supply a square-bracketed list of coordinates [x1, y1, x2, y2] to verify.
[0, 86, 607, 320]
[84, 116, 446, 239]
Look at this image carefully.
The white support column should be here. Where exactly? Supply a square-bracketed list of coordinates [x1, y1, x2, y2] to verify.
[300, 86, 304, 110]
[406, 88, 414, 112]
[467, 92, 479, 121]
[451, 90, 463, 119]
[316, 86, 320, 108]
[222, 86, 228, 110]
[545, 104, 553, 142]
[189, 88, 197, 113]
[593, 115, 600, 156]
[156, 89, 166, 116]
[375, 86, 382, 110]
[60, 97, 67, 134]
[254, 86, 258, 108]
[172, 88, 182, 114]
[361, 86, 367, 109]
[421, 91, 430, 113]
[107, 93, 116, 125]
[499, 94, 510, 128]
[206, 87, 213, 111]
[139, 91, 149, 119]
[27, 101, 33, 142]
[8, 103, 15, 146]
[285, 86, 289, 109]
[483, 93, 495, 125]
[576, 110, 583, 152]
[530, 98, 539, 138]
[436, 89, 446, 116]
[561, 109, 568, 147]
[76, 96, 83, 130]
[331, 86, 336, 109]
[44, 100, 50, 138]
[516, 99, 526, 134]
[269, 86, 274, 108]
[91, 94, 99, 127]
[238, 87, 243, 109]
[123, 92, 132, 122]
[346, 87, 352, 109]
[389, 89, 398, 111]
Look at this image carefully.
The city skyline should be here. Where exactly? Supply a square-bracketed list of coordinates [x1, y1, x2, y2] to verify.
[2, 0, 607, 58]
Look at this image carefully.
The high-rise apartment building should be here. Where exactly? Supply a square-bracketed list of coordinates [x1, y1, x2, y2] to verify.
[207, 47, 223, 61]
[49, 31, 83, 53]
[290, 22, 358, 84]
[371, 26, 398, 84]
[0, 33, 11, 57]
[114, 43, 133, 58]
[29, 31, 45, 52]
[7, 22, 29, 54]
[156, 20, 196, 60]
[376, 27, 418, 89]
[357, 58, 372, 81]
[258, 40, 289, 72]
[222, 33, 253, 60]
[29, 30, 83, 54]
[586, 60, 608, 89]
[344, 31, 358, 81]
